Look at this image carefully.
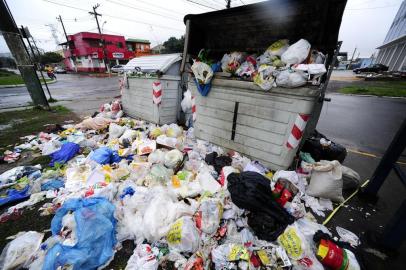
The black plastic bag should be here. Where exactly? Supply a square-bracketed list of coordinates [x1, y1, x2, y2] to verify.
[301, 130, 347, 163]
[227, 171, 294, 241]
[205, 152, 232, 174]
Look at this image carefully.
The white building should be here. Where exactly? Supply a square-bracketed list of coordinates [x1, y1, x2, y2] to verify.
[376, 0, 406, 71]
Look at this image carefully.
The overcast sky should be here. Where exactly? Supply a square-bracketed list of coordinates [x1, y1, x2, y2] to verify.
[0, 0, 403, 57]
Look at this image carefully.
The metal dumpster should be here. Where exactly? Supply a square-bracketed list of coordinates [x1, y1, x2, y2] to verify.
[182, 0, 347, 170]
[122, 54, 182, 125]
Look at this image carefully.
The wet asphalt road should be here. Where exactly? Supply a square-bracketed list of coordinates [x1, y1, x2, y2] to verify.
[317, 92, 406, 155]
[1, 73, 405, 155]
[0, 74, 120, 116]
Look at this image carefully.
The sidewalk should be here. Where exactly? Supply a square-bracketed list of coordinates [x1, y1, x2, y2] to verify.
[318, 150, 406, 270]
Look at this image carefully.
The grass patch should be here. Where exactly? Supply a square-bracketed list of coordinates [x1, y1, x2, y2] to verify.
[339, 81, 406, 97]
[0, 105, 78, 149]
[0, 70, 53, 86]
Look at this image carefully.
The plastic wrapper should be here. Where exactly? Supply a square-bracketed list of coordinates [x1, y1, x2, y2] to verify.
[0, 231, 44, 270]
[164, 149, 184, 168]
[109, 123, 127, 139]
[235, 55, 257, 78]
[336, 226, 360, 246]
[119, 129, 138, 144]
[221, 52, 246, 74]
[253, 64, 275, 90]
[281, 39, 311, 65]
[167, 216, 200, 253]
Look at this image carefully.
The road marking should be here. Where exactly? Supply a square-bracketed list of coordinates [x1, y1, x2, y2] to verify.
[348, 148, 406, 166]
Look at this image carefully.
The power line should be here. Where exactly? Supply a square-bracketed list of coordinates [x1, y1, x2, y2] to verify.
[134, 0, 184, 16]
[41, 0, 184, 32]
[105, 0, 181, 21]
[186, 0, 218, 10]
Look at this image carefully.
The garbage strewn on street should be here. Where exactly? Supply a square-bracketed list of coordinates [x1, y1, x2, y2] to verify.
[0, 97, 364, 270]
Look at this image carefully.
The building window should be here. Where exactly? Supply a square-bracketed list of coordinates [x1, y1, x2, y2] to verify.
[117, 42, 123, 48]
[140, 44, 144, 51]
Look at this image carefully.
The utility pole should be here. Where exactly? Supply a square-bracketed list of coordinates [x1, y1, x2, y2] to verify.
[0, 0, 49, 109]
[57, 15, 76, 72]
[20, 26, 54, 102]
[89, 4, 110, 73]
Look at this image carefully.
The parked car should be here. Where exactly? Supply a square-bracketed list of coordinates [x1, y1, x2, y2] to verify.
[111, 65, 124, 73]
[54, 67, 67, 74]
[353, 64, 389, 74]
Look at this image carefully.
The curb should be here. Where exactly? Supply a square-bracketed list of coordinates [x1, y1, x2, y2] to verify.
[0, 79, 57, 89]
[329, 92, 406, 100]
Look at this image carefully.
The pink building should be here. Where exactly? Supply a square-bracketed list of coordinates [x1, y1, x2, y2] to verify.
[61, 32, 134, 72]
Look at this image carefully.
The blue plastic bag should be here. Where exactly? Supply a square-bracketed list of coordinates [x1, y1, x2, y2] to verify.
[0, 185, 30, 206]
[43, 197, 116, 270]
[49, 142, 80, 167]
[89, 147, 121, 165]
[194, 63, 221, 96]
[41, 179, 65, 191]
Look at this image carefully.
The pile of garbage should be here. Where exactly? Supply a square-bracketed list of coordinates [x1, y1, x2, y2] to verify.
[191, 38, 328, 91]
[0, 100, 363, 270]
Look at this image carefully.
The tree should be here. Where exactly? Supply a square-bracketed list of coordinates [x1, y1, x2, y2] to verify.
[0, 57, 17, 69]
[162, 36, 184, 53]
[39, 52, 63, 64]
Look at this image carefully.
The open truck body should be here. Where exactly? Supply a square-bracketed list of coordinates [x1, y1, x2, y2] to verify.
[181, 0, 347, 170]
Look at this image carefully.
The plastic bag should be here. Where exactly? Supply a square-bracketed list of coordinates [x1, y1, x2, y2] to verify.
[211, 244, 249, 270]
[191, 61, 213, 85]
[119, 129, 138, 144]
[336, 226, 360, 246]
[235, 55, 257, 78]
[253, 64, 275, 90]
[341, 165, 361, 190]
[43, 197, 116, 270]
[49, 142, 80, 166]
[146, 164, 173, 186]
[195, 199, 223, 234]
[41, 140, 62, 156]
[89, 147, 121, 165]
[196, 170, 221, 194]
[181, 89, 193, 113]
[166, 123, 183, 138]
[164, 149, 184, 168]
[276, 69, 307, 88]
[0, 231, 44, 270]
[281, 39, 311, 65]
[278, 223, 309, 260]
[109, 123, 127, 139]
[306, 160, 344, 202]
[126, 244, 159, 270]
[167, 216, 200, 253]
[148, 149, 167, 164]
[150, 127, 163, 139]
[221, 52, 246, 73]
[266, 39, 290, 56]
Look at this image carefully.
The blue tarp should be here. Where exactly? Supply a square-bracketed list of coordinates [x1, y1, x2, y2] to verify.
[43, 197, 116, 270]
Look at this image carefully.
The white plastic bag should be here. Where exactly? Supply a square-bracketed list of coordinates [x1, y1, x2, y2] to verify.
[306, 160, 344, 202]
[109, 123, 127, 139]
[119, 129, 138, 144]
[167, 216, 200, 253]
[41, 140, 62, 155]
[125, 244, 159, 270]
[164, 149, 184, 168]
[166, 123, 183, 138]
[196, 170, 221, 194]
[181, 90, 193, 113]
[281, 39, 311, 65]
[196, 199, 223, 234]
[191, 61, 213, 84]
[336, 226, 360, 246]
[0, 231, 44, 270]
[148, 149, 166, 164]
[276, 70, 307, 88]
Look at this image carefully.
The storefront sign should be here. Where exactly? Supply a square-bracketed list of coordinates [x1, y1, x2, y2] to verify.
[112, 52, 124, 59]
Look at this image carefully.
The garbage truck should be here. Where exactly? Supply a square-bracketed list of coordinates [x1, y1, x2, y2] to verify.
[180, 0, 347, 170]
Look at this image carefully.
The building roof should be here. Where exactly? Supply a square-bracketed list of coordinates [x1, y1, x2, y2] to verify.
[126, 38, 150, 44]
[377, 34, 406, 49]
